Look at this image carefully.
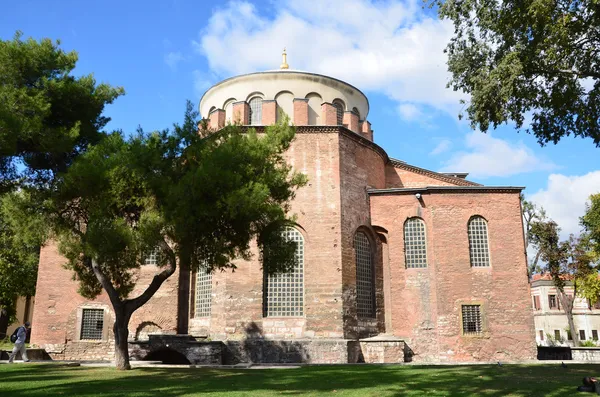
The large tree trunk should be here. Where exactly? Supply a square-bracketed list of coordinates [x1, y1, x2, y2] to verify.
[177, 259, 190, 334]
[113, 306, 132, 370]
[558, 291, 579, 346]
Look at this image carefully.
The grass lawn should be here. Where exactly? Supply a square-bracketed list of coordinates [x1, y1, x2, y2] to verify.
[0, 363, 598, 396]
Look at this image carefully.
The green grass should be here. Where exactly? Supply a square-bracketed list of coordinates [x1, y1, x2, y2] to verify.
[0, 363, 598, 396]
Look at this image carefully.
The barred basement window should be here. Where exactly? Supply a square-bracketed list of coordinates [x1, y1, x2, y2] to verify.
[81, 309, 104, 340]
[404, 218, 427, 268]
[468, 216, 490, 267]
[195, 270, 212, 318]
[333, 99, 344, 125]
[249, 97, 262, 125]
[264, 228, 304, 317]
[355, 231, 374, 318]
[144, 249, 158, 266]
[461, 305, 482, 335]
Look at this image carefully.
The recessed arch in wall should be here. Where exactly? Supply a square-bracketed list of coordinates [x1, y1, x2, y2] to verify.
[352, 107, 360, 119]
[332, 99, 345, 125]
[354, 228, 376, 319]
[305, 92, 322, 125]
[275, 90, 294, 124]
[222, 98, 237, 123]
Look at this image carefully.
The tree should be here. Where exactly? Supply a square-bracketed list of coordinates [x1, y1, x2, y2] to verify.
[582, 193, 600, 258]
[521, 195, 546, 276]
[0, 32, 124, 191]
[0, 191, 47, 337]
[43, 104, 306, 369]
[436, 0, 600, 146]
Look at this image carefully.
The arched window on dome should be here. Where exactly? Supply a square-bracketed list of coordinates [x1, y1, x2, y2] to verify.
[468, 216, 490, 267]
[352, 107, 360, 120]
[249, 97, 263, 125]
[404, 218, 427, 268]
[263, 227, 304, 317]
[354, 231, 375, 318]
[332, 99, 345, 126]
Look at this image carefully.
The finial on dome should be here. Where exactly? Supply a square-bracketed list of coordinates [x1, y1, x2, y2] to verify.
[280, 48, 289, 69]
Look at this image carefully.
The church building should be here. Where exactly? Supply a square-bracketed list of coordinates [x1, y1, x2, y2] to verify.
[31, 52, 536, 364]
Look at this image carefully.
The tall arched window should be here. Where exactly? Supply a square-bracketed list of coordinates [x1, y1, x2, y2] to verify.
[264, 228, 304, 317]
[195, 270, 213, 317]
[355, 231, 375, 318]
[332, 99, 345, 125]
[468, 216, 490, 267]
[249, 97, 262, 125]
[404, 218, 427, 268]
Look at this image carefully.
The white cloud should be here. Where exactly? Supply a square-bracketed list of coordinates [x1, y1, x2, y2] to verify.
[440, 132, 556, 178]
[397, 103, 422, 121]
[430, 139, 452, 156]
[529, 171, 600, 238]
[165, 51, 184, 70]
[193, 0, 465, 118]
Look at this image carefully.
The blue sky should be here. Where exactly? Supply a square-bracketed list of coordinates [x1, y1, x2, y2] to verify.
[2, 0, 599, 237]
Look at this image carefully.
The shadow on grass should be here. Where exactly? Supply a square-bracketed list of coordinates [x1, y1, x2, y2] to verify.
[0, 363, 598, 396]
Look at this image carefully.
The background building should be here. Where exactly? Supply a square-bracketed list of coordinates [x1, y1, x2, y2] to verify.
[31, 55, 536, 363]
[531, 274, 600, 346]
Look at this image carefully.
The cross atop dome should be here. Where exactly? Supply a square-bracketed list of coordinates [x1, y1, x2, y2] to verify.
[280, 48, 289, 69]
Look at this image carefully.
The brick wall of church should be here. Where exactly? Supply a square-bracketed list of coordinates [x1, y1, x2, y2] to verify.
[370, 191, 536, 362]
[338, 133, 387, 338]
[189, 131, 346, 340]
[31, 241, 179, 360]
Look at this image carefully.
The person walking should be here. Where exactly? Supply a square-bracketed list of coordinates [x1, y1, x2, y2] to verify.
[8, 321, 30, 363]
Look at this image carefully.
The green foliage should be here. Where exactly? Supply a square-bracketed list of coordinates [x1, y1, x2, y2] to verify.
[0, 31, 124, 191]
[580, 340, 597, 347]
[48, 101, 306, 302]
[0, 191, 48, 320]
[436, 0, 600, 146]
[582, 193, 600, 258]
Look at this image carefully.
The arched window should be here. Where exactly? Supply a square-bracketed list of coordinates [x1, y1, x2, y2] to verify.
[468, 216, 490, 267]
[352, 107, 360, 119]
[195, 270, 212, 317]
[332, 99, 345, 125]
[355, 231, 375, 318]
[264, 228, 304, 317]
[404, 218, 427, 268]
[249, 97, 262, 125]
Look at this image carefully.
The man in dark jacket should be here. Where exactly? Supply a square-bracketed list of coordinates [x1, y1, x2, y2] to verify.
[8, 321, 30, 363]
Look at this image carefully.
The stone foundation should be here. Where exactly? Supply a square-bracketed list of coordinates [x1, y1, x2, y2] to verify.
[571, 347, 600, 362]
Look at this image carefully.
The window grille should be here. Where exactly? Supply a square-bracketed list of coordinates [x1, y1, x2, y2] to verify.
[404, 218, 427, 268]
[249, 97, 262, 125]
[144, 249, 158, 266]
[195, 270, 212, 318]
[355, 232, 374, 318]
[81, 309, 104, 340]
[555, 330, 561, 340]
[264, 228, 304, 317]
[468, 216, 490, 267]
[592, 330, 598, 341]
[461, 305, 482, 335]
[580, 330, 587, 341]
[333, 100, 344, 125]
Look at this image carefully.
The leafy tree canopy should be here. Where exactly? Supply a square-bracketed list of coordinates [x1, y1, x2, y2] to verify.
[436, 0, 600, 146]
[0, 191, 48, 321]
[582, 193, 600, 258]
[38, 103, 306, 369]
[0, 31, 124, 191]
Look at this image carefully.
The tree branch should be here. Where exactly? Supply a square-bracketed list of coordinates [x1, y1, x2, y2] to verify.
[89, 256, 122, 308]
[126, 239, 177, 313]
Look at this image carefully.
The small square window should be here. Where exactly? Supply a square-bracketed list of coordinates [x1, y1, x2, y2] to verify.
[462, 305, 482, 335]
[548, 295, 558, 310]
[580, 330, 586, 341]
[554, 330, 561, 340]
[539, 330, 544, 340]
[81, 309, 104, 340]
[592, 330, 598, 341]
